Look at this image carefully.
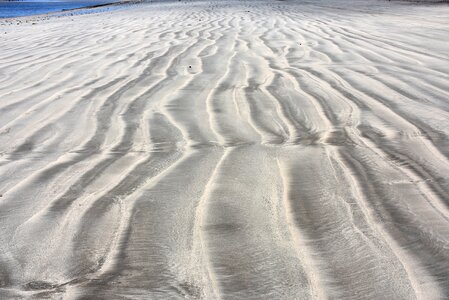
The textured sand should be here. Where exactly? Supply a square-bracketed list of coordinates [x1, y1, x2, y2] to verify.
[1, 0, 449, 299]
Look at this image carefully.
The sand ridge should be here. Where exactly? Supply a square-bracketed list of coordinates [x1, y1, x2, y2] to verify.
[0, 0, 449, 298]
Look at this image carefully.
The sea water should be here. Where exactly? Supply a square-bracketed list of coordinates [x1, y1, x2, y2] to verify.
[0, 0, 116, 18]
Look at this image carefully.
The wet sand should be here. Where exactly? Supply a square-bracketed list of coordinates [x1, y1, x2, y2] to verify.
[1, 0, 449, 298]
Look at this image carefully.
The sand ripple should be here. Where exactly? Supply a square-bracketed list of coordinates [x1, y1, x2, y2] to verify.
[1, 0, 449, 298]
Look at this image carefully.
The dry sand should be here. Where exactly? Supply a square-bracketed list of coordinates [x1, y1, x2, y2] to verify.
[1, 0, 449, 298]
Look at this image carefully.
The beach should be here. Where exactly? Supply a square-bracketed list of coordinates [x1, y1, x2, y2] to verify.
[1, 0, 449, 298]
[0, 0, 122, 19]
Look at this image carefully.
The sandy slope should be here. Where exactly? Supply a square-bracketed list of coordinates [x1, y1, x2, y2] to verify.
[1, 0, 449, 298]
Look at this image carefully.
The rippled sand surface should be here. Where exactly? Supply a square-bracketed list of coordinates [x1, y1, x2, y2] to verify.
[1, 0, 449, 298]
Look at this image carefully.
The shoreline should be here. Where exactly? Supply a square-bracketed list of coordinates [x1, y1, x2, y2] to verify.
[1, 0, 448, 22]
[0, 0, 139, 21]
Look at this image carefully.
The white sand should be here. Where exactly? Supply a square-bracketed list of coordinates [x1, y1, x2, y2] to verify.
[1, 0, 449, 298]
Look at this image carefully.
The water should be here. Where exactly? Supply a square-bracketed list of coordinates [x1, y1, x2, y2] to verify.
[0, 0, 117, 18]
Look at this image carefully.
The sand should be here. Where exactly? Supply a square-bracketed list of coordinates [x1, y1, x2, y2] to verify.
[1, 0, 449, 298]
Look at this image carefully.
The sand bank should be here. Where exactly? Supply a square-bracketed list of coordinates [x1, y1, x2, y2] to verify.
[0, 0, 449, 298]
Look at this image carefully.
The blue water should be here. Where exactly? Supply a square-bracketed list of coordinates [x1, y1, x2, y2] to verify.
[0, 0, 117, 18]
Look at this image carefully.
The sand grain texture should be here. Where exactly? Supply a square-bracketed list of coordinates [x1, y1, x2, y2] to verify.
[1, 0, 449, 299]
